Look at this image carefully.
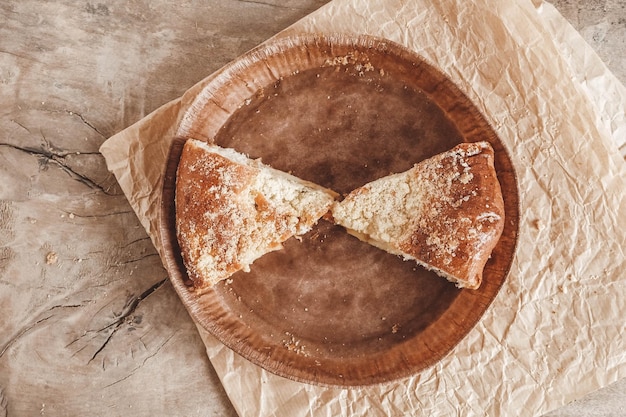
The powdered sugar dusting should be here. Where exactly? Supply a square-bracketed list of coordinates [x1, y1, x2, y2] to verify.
[332, 141, 504, 289]
[176, 140, 336, 289]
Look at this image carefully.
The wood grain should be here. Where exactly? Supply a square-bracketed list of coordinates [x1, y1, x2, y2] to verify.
[1, 0, 624, 415]
[0, 1, 328, 415]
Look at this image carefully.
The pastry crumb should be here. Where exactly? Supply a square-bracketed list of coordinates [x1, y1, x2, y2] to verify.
[282, 332, 309, 356]
[45, 252, 58, 265]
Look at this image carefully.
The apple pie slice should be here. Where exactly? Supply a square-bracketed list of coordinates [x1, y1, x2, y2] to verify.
[175, 139, 337, 290]
[331, 141, 505, 289]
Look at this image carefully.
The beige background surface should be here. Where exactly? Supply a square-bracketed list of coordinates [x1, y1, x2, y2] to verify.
[1, 1, 624, 416]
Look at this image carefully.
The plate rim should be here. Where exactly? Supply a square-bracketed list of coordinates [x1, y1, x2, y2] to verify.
[159, 33, 520, 387]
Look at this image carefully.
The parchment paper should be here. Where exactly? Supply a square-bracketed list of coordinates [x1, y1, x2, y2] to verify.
[100, 0, 626, 416]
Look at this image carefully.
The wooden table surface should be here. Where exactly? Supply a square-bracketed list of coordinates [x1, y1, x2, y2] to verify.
[1, 1, 624, 416]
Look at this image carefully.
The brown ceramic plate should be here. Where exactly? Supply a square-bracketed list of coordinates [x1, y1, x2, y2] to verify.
[160, 34, 519, 386]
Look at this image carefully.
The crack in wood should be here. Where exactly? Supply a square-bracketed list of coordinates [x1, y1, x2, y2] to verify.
[88, 329, 117, 365]
[121, 236, 152, 249]
[47, 304, 85, 311]
[113, 252, 159, 267]
[8, 120, 101, 155]
[64, 110, 106, 138]
[0, 142, 113, 195]
[102, 331, 178, 389]
[69, 210, 135, 219]
[10, 119, 32, 134]
[86, 278, 167, 364]
[235, 0, 305, 10]
[13, 106, 106, 138]
[0, 315, 53, 359]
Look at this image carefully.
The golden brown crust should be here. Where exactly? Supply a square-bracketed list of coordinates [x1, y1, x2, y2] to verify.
[396, 142, 504, 289]
[175, 142, 256, 288]
[331, 141, 505, 289]
[175, 139, 336, 290]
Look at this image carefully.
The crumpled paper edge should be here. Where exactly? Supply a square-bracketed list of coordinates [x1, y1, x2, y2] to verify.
[99, 0, 626, 416]
[535, 1, 626, 157]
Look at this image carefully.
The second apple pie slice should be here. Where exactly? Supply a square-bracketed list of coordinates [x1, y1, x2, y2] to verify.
[331, 141, 505, 289]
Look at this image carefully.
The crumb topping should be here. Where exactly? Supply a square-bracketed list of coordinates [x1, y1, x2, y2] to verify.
[332, 141, 504, 289]
[175, 140, 335, 289]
